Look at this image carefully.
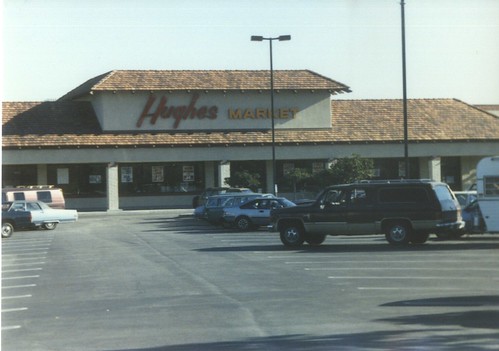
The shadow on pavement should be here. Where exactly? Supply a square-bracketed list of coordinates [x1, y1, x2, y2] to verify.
[106, 328, 498, 351]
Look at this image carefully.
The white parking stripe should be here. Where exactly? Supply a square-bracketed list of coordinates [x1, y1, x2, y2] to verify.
[2, 284, 37, 289]
[1, 307, 28, 313]
[2, 262, 45, 267]
[2, 325, 22, 331]
[2, 252, 48, 257]
[2, 248, 50, 253]
[2, 268, 43, 273]
[2, 256, 47, 262]
[2, 275, 40, 280]
[2, 295, 32, 300]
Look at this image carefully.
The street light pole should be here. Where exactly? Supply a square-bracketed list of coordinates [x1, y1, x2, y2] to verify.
[251, 35, 291, 195]
[400, 1, 409, 178]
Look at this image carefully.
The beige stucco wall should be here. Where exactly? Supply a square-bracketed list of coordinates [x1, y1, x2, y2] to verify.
[91, 90, 332, 131]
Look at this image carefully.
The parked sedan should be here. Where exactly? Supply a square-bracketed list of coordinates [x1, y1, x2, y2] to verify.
[191, 187, 252, 208]
[4, 200, 78, 230]
[203, 193, 274, 224]
[222, 197, 295, 231]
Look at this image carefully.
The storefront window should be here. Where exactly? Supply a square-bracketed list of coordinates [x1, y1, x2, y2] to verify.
[441, 157, 462, 190]
[47, 164, 107, 197]
[372, 158, 420, 180]
[277, 159, 325, 193]
[2, 165, 37, 187]
[118, 162, 204, 195]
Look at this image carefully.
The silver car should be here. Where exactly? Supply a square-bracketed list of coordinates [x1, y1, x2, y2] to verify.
[222, 197, 295, 231]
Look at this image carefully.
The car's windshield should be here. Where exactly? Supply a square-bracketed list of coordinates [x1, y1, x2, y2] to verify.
[280, 199, 296, 207]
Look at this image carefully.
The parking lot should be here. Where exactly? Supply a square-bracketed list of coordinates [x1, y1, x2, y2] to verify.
[2, 210, 499, 351]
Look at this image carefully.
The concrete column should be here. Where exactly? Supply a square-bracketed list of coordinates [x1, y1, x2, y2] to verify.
[36, 164, 48, 185]
[106, 163, 120, 212]
[265, 160, 274, 194]
[217, 162, 231, 187]
[204, 161, 215, 188]
[428, 157, 441, 182]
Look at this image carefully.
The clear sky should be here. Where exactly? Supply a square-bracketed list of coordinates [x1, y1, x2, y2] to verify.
[2, 0, 499, 104]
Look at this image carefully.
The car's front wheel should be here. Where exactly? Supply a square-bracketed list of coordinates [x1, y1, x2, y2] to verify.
[385, 221, 411, 245]
[280, 223, 305, 248]
[2, 222, 14, 238]
[43, 223, 58, 230]
[235, 216, 252, 231]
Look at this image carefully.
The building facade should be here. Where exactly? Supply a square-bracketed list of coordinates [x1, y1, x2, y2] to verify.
[3, 70, 499, 210]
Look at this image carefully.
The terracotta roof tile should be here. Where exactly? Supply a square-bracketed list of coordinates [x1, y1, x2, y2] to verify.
[3, 98, 499, 149]
[2, 101, 101, 135]
[60, 70, 351, 100]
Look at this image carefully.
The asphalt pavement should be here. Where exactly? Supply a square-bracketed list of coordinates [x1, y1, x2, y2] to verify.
[2, 210, 499, 351]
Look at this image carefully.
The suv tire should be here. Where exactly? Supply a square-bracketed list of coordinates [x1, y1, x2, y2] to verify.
[410, 232, 430, 244]
[280, 223, 305, 248]
[385, 221, 411, 245]
[305, 234, 326, 246]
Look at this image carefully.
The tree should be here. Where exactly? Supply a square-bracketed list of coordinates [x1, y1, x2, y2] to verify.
[225, 170, 261, 191]
[283, 168, 312, 198]
[314, 154, 374, 187]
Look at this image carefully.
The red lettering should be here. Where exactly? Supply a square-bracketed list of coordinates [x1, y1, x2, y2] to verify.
[136, 93, 218, 129]
[208, 106, 218, 119]
[136, 95, 166, 127]
[196, 106, 207, 119]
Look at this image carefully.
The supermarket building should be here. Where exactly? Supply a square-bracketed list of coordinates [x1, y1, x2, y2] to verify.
[2, 70, 499, 210]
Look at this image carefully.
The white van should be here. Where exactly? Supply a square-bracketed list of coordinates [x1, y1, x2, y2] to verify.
[476, 156, 499, 233]
[2, 186, 66, 209]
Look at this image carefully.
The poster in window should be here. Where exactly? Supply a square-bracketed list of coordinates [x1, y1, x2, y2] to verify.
[89, 175, 102, 184]
[183, 165, 195, 182]
[121, 166, 133, 183]
[57, 168, 69, 184]
[152, 166, 164, 183]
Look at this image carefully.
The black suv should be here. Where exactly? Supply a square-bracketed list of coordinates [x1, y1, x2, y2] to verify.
[269, 180, 464, 247]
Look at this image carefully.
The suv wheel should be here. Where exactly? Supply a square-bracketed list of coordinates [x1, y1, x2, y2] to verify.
[305, 234, 326, 246]
[280, 223, 305, 248]
[235, 216, 252, 231]
[385, 222, 411, 245]
[411, 232, 429, 244]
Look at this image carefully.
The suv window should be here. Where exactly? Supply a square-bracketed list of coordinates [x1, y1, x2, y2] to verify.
[434, 184, 457, 211]
[379, 187, 429, 203]
[349, 188, 372, 205]
[37, 191, 52, 203]
[13, 192, 25, 200]
[322, 189, 348, 206]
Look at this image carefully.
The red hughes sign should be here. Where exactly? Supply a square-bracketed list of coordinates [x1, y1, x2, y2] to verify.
[136, 93, 218, 129]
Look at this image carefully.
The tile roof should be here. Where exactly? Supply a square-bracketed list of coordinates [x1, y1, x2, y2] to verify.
[59, 70, 351, 100]
[2, 99, 499, 150]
